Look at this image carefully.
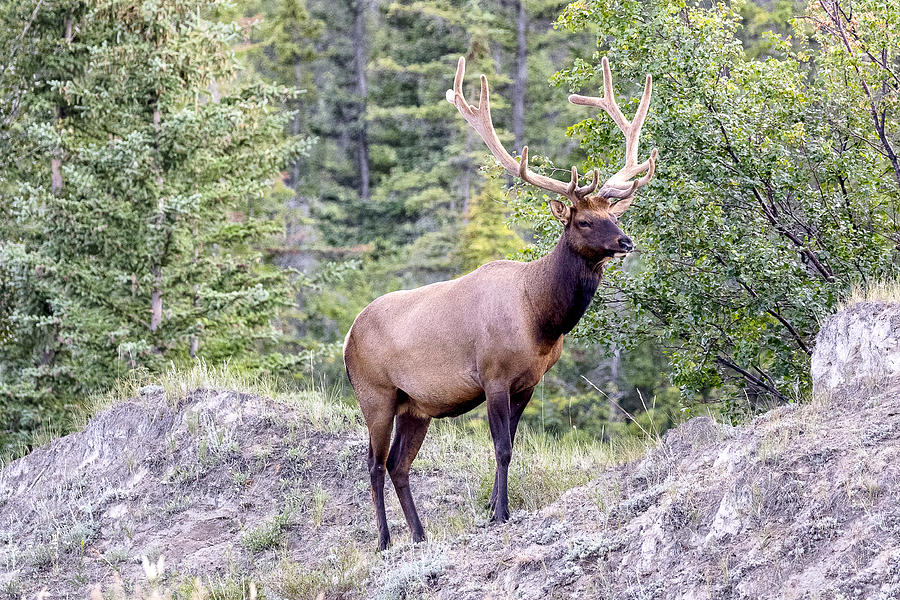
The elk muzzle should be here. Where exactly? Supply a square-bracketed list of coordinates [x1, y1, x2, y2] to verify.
[614, 236, 634, 257]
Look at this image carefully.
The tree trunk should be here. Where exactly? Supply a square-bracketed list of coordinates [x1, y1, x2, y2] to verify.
[150, 106, 164, 333]
[291, 61, 304, 188]
[353, 0, 370, 201]
[460, 128, 473, 219]
[50, 154, 62, 194]
[150, 268, 162, 332]
[189, 230, 201, 356]
[43, 17, 74, 367]
[50, 18, 73, 195]
[512, 0, 527, 152]
[607, 347, 623, 423]
[288, 60, 304, 244]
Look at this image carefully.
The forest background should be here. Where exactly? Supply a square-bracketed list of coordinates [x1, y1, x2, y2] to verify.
[1, 0, 899, 453]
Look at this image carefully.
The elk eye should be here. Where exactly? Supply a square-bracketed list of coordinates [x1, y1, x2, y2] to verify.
[577, 220, 591, 228]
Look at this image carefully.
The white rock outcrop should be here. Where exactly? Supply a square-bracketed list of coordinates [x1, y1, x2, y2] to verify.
[811, 302, 900, 395]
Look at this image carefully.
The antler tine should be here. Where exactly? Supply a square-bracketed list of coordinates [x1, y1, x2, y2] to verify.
[451, 57, 466, 109]
[569, 58, 629, 131]
[566, 167, 578, 196]
[568, 56, 658, 200]
[576, 169, 600, 198]
[518, 145, 530, 179]
[447, 56, 592, 205]
[628, 74, 653, 166]
[636, 148, 658, 185]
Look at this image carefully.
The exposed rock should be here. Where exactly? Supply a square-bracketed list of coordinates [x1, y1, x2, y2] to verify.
[812, 302, 900, 396]
[138, 385, 165, 398]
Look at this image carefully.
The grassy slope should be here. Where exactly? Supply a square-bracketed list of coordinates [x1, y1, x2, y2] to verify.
[0, 363, 657, 599]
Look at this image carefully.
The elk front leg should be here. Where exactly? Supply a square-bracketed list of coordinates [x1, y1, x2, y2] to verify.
[486, 385, 512, 523]
[489, 386, 534, 512]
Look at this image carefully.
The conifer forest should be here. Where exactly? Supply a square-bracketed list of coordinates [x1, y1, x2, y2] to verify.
[1, 0, 899, 453]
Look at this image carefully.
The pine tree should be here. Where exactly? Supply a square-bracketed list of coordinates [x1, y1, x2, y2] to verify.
[361, 0, 504, 263]
[0, 0, 306, 448]
[457, 179, 523, 274]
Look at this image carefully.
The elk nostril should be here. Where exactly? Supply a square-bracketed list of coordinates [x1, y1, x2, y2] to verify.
[618, 237, 634, 252]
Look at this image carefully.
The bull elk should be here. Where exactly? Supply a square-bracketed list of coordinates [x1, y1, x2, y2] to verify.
[343, 56, 657, 549]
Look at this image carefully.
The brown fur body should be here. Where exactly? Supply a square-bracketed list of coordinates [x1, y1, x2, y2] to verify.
[346, 256, 573, 420]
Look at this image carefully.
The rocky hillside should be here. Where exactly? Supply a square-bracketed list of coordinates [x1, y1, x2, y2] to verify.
[406, 388, 900, 599]
[2, 303, 900, 599]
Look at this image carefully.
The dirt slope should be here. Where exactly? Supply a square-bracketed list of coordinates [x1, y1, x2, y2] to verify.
[3, 383, 899, 599]
[0, 389, 347, 594]
[0, 386, 475, 598]
[2, 304, 900, 599]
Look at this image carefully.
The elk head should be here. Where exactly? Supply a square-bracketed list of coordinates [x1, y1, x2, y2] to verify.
[446, 56, 657, 264]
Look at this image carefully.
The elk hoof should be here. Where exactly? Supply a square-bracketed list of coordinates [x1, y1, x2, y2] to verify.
[412, 531, 427, 544]
[378, 534, 391, 551]
[490, 509, 510, 524]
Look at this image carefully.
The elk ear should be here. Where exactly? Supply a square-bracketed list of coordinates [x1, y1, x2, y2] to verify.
[608, 197, 634, 218]
[549, 199, 571, 223]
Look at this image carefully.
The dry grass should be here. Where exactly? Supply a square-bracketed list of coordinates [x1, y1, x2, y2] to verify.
[0, 421, 67, 467]
[1, 362, 288, 466]
[80, 361, 283, 421]
[841, 279, 900, 308]
[87, 567, 263, 600]
[7, 360, 656, 511]
[265, 544, 373, 599]
[73, 361, 654, 516]
[416, 417, 656, 537]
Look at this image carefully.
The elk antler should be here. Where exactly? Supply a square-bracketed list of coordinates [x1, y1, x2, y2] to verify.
[445, 57, 600, 205]
[568, 57, 658, 199]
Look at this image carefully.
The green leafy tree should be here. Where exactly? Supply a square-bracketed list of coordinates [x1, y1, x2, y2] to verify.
[0, 0, 307, 447]
[808, 0, 900, 192]
[537, 0, 900, 407]
[738, 0, 801, 59]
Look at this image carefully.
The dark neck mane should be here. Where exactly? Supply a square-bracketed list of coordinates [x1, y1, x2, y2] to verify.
[523, 234, 603, 342]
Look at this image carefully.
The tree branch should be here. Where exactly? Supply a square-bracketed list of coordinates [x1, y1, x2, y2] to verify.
[715, 356, 787, 402]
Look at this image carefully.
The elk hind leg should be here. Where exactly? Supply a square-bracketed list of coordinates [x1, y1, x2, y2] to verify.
[358, 385, 398, 551]
[387, 409, 431, 543]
